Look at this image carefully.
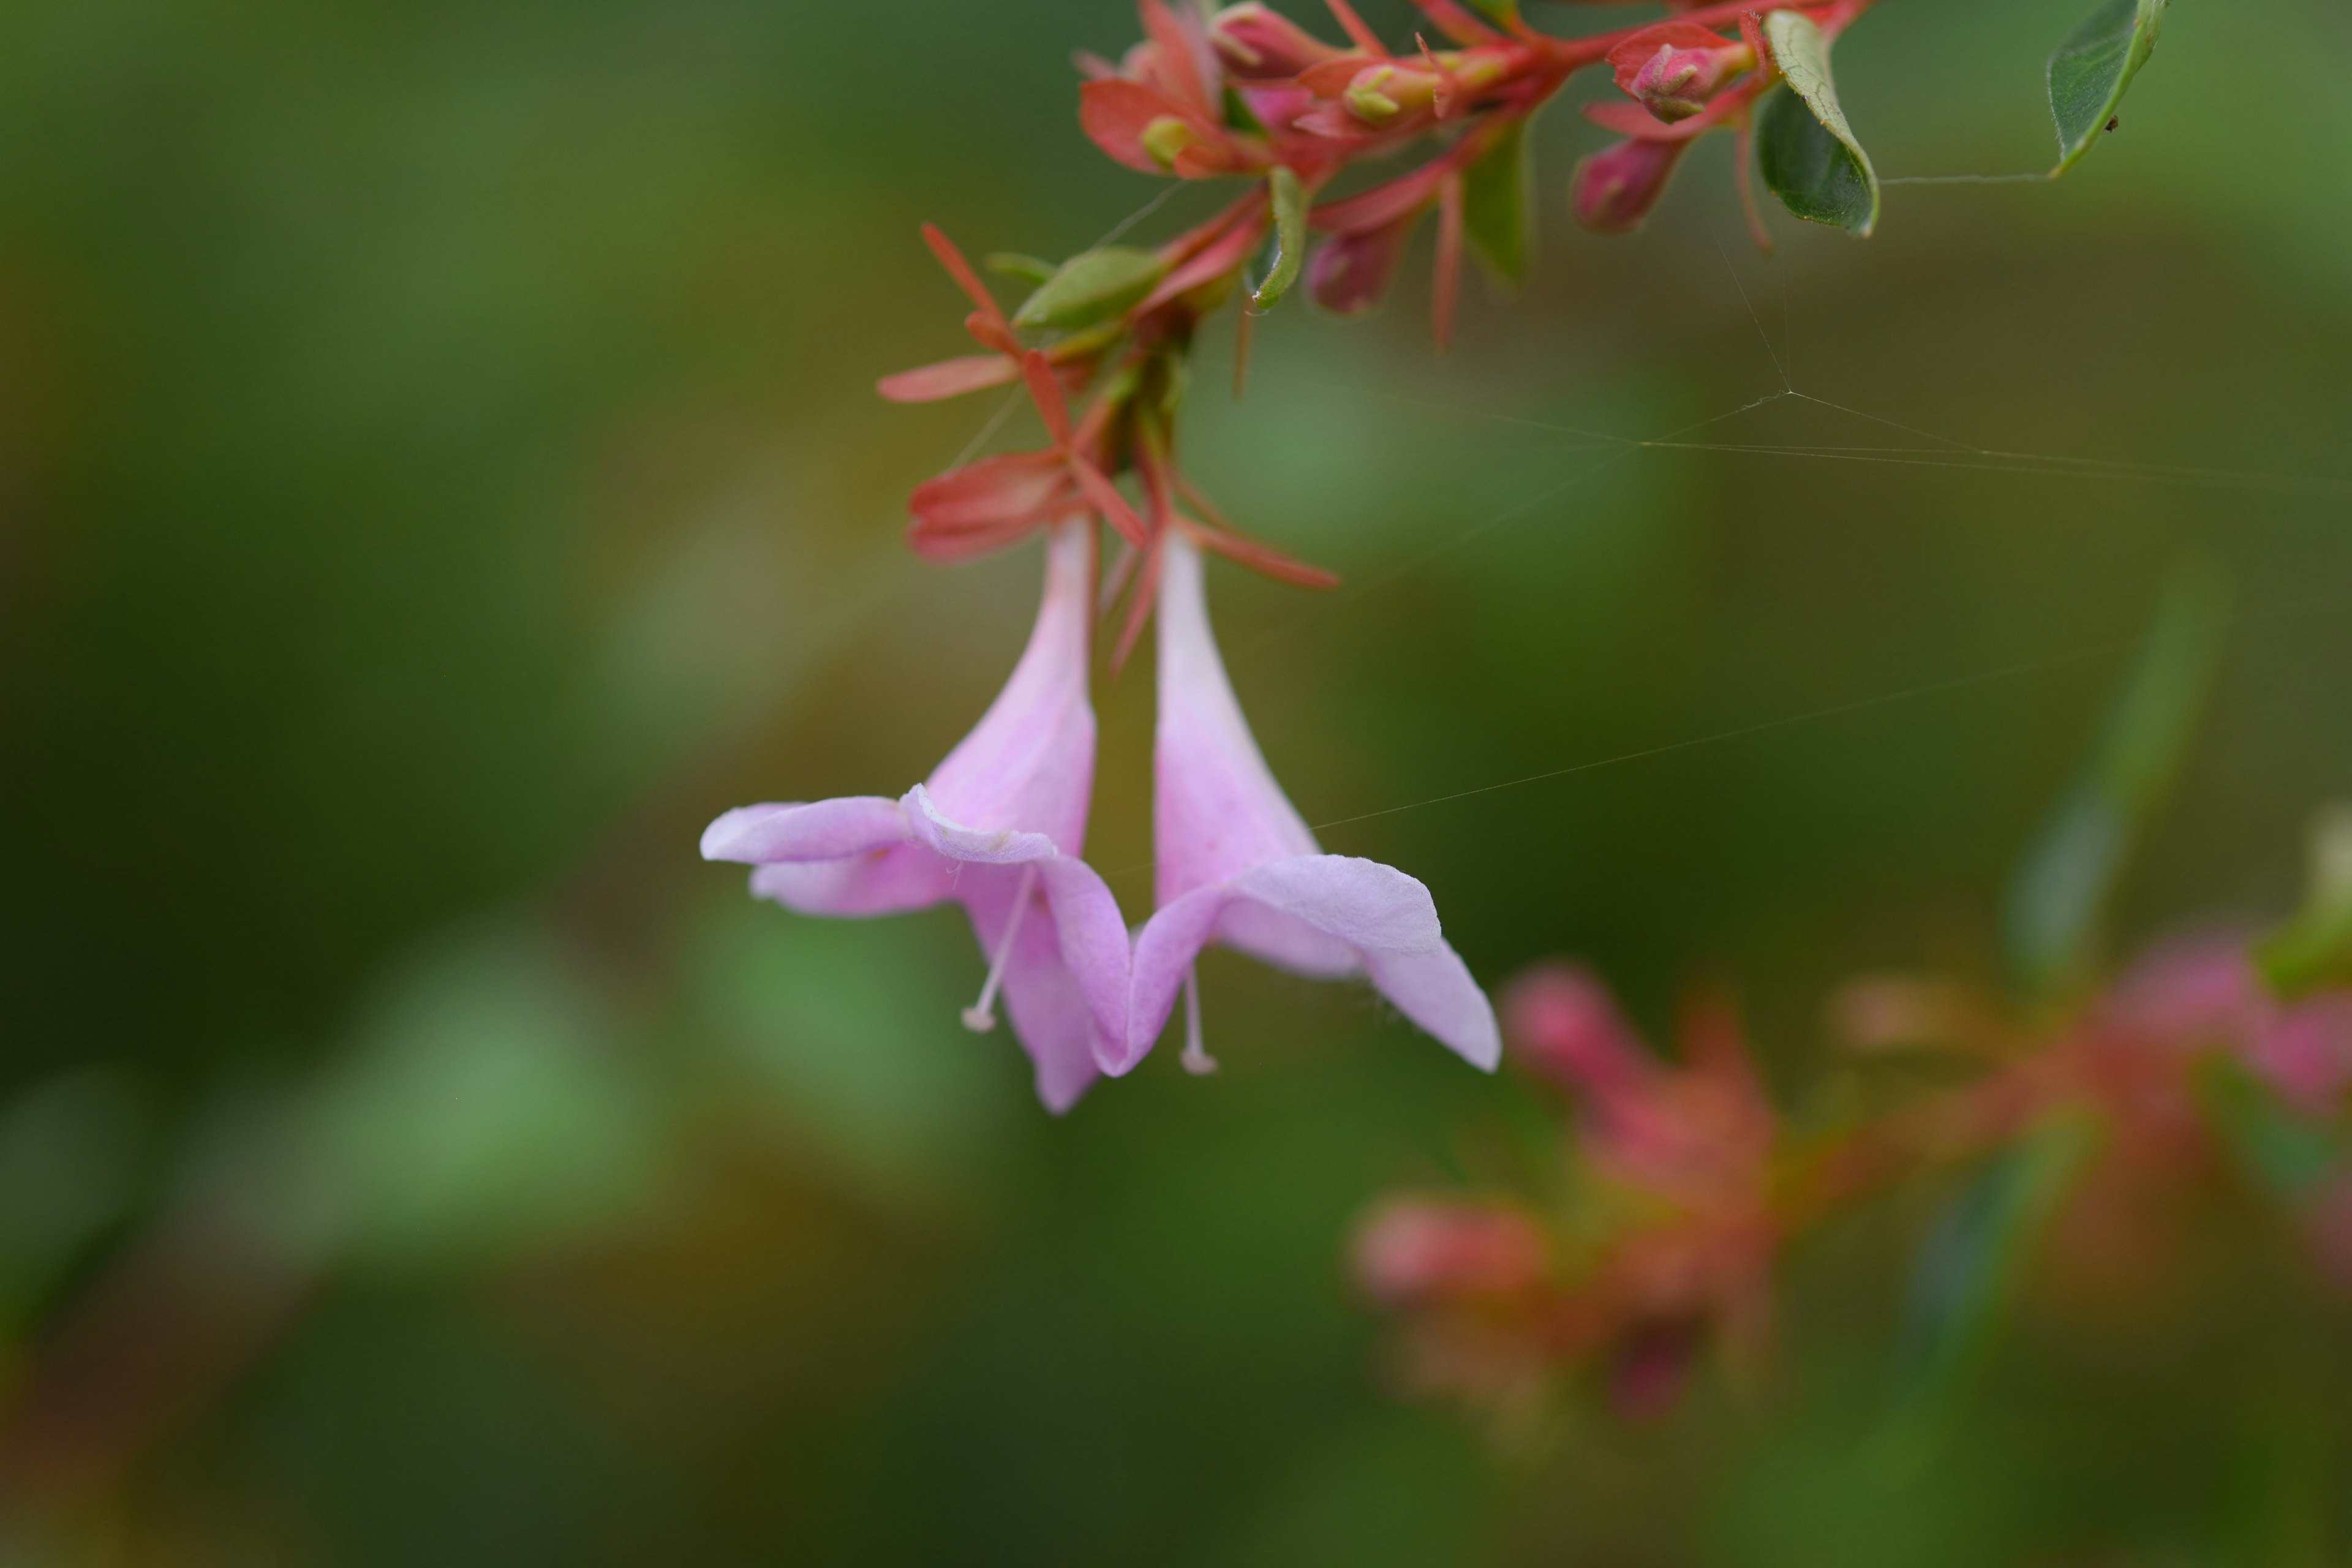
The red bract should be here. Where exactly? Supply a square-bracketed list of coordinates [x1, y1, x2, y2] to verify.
[900, 243, 1150, 566]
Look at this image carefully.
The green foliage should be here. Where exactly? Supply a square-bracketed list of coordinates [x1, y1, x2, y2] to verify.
[2049, 0, 2168, 175]
[0, 1071, 148, 1329]
[308, 927, 660, 1269]
[1463, 0, 1520, 24]
[984, 252, 1059, 285]
[1253, 166, 1307, 311]
[1461, 118, 1532, 284]
[1759, 13, 1882, 239]
[1756, 12, 1880, 236]
[1883, 1116, 2097, 1461]
[1012, 246, 1169, 330]
[2198, 1060, 2343, 1200]
[2256, 806, 2352, 998]
[2002, 564, 2231, 1003]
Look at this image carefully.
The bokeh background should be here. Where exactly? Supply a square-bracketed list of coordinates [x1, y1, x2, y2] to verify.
[2, 0, 2350, 1561]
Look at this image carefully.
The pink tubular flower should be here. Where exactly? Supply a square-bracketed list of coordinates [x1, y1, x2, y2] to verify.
[699, 521, 1129, 1112]
[1109, 530, 1499, 1077]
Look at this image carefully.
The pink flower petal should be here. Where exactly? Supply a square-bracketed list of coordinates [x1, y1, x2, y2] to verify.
[1152, 533, 1319, 905]
[902, 783, 1063, 865]
[699, 796, 909, 864]
[1229, 854, 1444, 956]
[963, 865, 1103, 1114]
[750, 847, 951, 918]
[1361, 943, 1502, 1069]
[1118, 884, 1231, 1076]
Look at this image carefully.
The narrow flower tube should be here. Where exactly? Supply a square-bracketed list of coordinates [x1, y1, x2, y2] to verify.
[701, 521, 1129, 1112]
[1108, 530, 1499, 1077]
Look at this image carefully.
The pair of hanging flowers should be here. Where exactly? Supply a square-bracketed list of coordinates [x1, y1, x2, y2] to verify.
[699, 0, 2166, 1107]
[701, 237, 1499, 1109]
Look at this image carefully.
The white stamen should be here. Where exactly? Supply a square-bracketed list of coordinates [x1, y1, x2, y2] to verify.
[1180, 965, 1219, 1076]
[962, 865, 1039, 1033]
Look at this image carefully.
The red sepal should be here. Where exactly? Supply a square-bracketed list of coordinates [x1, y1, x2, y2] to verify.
[921, 224, 1009, 334]
[877, 355, 1020, 404]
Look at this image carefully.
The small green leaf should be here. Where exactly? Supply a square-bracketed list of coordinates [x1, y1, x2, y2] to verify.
[1463, 0, 1518, 24]
[1252, 167, 1307, 311]
[1882, 1115, 2094, 1461]
[1461, 118, 1532, 284]
[2048, 0, 2166, 176]
[1012, 246, 1169, 331]
[2256, 805, 2352, 998]
[984, 252, 1058, 285]
[1755, 13, 1879, 236]
[2002, 562, 2231, 1001]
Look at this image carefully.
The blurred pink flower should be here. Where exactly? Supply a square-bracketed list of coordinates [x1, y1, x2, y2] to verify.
[701, 521, 1129, 1112]
[1109, 531, 1498, 1078]
[1354, 1200, 1551, 1308]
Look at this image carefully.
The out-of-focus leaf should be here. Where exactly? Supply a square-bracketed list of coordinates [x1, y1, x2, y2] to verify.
[1223, 85, 1267, 135]
[1461, 118, 1531, 284]
[1883, 1115, 2095, 1460]
[2256, 805, 2352, 998]
[688, 902, 1014, 1204]
[1464, 0, 1518, 24]
[1253, 166, 1306, 311]
[0, 1069, 149, 1326]
[309, 926, 660, 1269]
[1012, 246, 1169, 330]
[2198, 1060, 2343, 1200]
[2048, 0, 2166, 176]
[2002, 562, 2231, 1002]
[1755, 13, 1879, 236]
[985, 252, 1058, 285]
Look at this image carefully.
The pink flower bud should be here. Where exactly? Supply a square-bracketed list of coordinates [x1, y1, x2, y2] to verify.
[1208, 2, 1343, 79]
[1605, 22, 1753, 125]
[1353, 1200, 1550, 1306]
[1623, 42, 1740, 122]
[1572, 137, 1688, 236]
[1501, 963, 1651, 1099]
[1305, 219, 1414, 315]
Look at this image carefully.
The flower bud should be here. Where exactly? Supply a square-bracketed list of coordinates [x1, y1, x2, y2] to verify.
[1571, 137, 1688, 235]
[1208, 2, 1342, 79]
[1305, 219, 1413, 315]
[1623, 40, 1746, 123]
[1606, 22, 1753, 125]
[1353, 1200, 1550, 1306]
[1140, 113, 1200, 170]
[1501, 963, 1651, 1099]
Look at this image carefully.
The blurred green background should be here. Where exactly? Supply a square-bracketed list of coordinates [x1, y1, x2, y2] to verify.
[1, 0, 2350, 1561]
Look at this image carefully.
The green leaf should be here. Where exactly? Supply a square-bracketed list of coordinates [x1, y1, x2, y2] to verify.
[2048, 0, 2166, 176]
[1223, 85, 1267, 136]
[1253, 166, 1307, 311]
[1882, 1115, 2095, 1462]
[984, 252, 1058, 285]
[1461, 118, 1532, 284]
[1012, 246, 1169, 331]
[2256, 805, 2352, 998]
[2198, 1060, 2343, 1200]
[1463, 0, 1518, 23]
[2002, 562, 2231, 1001]
[1755, 13, 1879, 236]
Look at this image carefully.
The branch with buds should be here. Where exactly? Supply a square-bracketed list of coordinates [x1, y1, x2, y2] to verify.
[704, 0, 2169, 1113]
[889, 0, 2164, 617]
